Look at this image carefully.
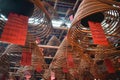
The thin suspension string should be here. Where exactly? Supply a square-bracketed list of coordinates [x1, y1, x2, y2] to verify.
[54, 0, 58, 9]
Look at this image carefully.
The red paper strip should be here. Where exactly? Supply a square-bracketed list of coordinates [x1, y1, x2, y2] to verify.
[63, 67, 69, 73]
[21, 51, 32, 66]
[0, 13, 28, 46]
[69, 15, 74, 22]
[104, 58, 115, 73]
[35, 64, 42, 73]
[35, 37, 40, 44]
[67, 53, 75, 68]
[88, 21, 109, 46]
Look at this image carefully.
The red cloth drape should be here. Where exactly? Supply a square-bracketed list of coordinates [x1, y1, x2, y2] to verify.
[0, 13, 28, 46]
[104, 58, 115, 73]
[21, 51, 32, 66]
[88, 21, 109, 46]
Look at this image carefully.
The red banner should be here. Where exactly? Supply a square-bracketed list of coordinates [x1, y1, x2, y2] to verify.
[104, 58, 115, 73]
[21, 51, 32, 66]
[88, 21, 109, 46]
[0, 13, 28, 46]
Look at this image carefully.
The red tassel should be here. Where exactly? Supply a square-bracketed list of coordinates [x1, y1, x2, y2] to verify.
[88, 21, 109, 46]
[104, 58, 115, 73]
[21, 51, 32, 66]
[0, 13, 28, 46]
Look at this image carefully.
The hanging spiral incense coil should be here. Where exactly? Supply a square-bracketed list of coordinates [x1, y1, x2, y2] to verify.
[31, 43, 47, 69]
[0, 0, 53, 43]
[67, 0, 120, 49]
[28, 1, 54, 42]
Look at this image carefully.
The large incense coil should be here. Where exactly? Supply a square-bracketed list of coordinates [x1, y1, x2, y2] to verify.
[45, 35, 60, 56]
[68, 0, 120, 49]
[43, 37, 83, 79]
[25, 34, 43, 68]
[49, 37, 69, 69]
[43, 38, 69, 79]
[0, 59, 9, 74]
[0, 45, 21, 74]
[0, 1, 53, 43]
[17, 66, 34, 73]
[30, 43, 47, 69]
[72, 0, 119, 26]
[28, 5, 53, 42]
[48, 37, 81, 69]
[47, 35, 60, 46]
[1, 44, 22, 56]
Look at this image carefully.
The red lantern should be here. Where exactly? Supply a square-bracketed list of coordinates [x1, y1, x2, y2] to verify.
[88, 21, 109, 46]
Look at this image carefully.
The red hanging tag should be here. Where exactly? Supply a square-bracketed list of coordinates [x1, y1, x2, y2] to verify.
[67, 53, 75, 68]
[69, 15, 74, 22]
[0, 13, 28, 46]
[35, 64, 42, 73]
[63, 67, 69, 73]
[88, 21, 109, 46]
[21, 50, 32, 66]
[35, 37, 40, 44]
[104, 58, 115, 73]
